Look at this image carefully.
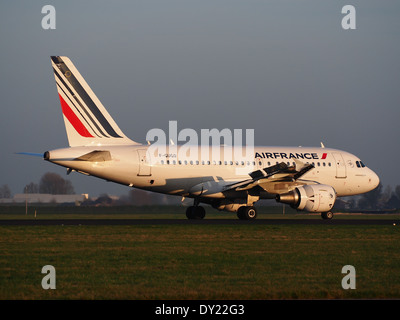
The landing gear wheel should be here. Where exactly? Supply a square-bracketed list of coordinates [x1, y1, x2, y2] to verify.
[186, 206, 206, 220]
[321, 211, 333, 220]
[237, 206, 257, 220]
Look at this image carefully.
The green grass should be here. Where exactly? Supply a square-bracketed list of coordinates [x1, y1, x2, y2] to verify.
[1, 223, 400, 299]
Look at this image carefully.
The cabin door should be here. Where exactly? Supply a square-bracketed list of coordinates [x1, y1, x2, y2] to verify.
[332, 152, 346, 178]
[137, 149, 152, 176]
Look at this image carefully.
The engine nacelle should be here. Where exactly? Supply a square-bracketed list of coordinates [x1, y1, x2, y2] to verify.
[276, 184, 336, 213]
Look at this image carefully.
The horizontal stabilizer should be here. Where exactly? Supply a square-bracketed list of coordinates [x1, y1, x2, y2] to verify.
[75, 150, 111, 162]
[15, 152, 43, 158]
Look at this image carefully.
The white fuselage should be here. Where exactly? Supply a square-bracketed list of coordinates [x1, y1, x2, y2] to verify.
[46, 145, 380, 200]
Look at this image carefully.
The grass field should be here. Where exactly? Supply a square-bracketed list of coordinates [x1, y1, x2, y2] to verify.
[1, 206, 400, 300]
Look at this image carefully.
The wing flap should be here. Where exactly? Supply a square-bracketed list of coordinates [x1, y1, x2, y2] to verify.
[224, 161, 314, 192]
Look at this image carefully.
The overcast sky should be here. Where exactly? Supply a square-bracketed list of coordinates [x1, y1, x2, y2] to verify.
[0, 1, 399, 197]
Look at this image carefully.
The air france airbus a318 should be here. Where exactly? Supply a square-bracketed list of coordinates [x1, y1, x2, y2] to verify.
[30, 56, 379, 220]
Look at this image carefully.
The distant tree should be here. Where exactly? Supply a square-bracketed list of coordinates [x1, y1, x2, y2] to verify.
[24, 182, 39, 194]
[357, 183, 382, 210]
[387, 185, 400, 209]
[380, 185, 393, 208]
[94, 193, 113, 206]
[387, 194, 400, 209]
[0, 184, 11, 198]
[39, 172, 75, 194]
[129, 189, 152, 205]
[395, 185, 400, 201]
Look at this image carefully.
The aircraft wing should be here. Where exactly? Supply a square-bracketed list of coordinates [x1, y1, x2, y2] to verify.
[223, 160, 314, 192]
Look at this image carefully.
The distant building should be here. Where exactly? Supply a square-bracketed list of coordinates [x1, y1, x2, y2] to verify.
[0, 193, 89, 205]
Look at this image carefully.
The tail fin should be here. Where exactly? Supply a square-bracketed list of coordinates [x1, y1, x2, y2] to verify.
[51, 56, 140, 147]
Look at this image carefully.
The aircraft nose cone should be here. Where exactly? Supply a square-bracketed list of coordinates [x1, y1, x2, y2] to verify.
[369, 170, 380, 190]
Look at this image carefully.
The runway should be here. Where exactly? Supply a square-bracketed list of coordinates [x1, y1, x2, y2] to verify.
[0, 218, 398, 226]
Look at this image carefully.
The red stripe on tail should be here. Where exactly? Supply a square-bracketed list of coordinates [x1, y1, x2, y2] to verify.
[58, 94, 93, 138]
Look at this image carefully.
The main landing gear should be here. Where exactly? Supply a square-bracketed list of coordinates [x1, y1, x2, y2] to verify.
[237, 206, 257, 220]
[186, 206, 206, 220]
[321, 211, 334, 220]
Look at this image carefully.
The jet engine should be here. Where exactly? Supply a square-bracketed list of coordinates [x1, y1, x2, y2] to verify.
[276, 184, 336, 213]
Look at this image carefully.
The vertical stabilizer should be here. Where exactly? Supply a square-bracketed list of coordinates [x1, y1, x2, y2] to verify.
[51, 56, 140, 147]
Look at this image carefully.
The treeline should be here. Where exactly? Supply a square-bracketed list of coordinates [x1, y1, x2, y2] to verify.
[0, 172, 181, 206]
[0, 173, 75, 198]
[23, 172, 75, 195]
[82, 189, 182, 206]
[352, 183, 400, 210]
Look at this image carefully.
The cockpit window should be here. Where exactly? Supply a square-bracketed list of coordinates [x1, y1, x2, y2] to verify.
[356, 160, 366, 168]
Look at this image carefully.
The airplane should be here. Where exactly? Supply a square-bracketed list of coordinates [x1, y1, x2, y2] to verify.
[39, 56, 379, 220]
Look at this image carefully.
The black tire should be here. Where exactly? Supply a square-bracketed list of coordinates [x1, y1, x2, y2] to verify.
[321, 211, 333, 220]
[237, 206, 246, 220]
[186, 206, 205, 219]
[237, 206, 257, 220]
[195, 206, 206, 219]
[186, 206, 194, 219]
